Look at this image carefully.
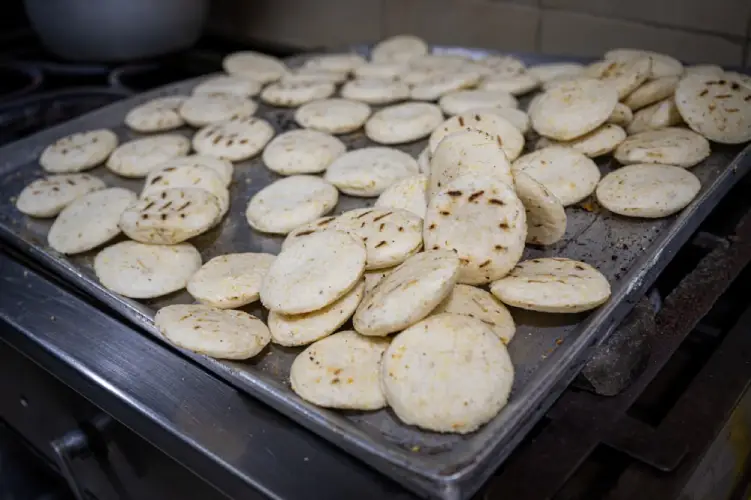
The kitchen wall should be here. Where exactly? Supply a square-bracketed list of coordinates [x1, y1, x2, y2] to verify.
[209, 0, 750, 67]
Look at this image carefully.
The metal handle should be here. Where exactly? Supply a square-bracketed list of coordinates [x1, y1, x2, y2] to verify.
[50, 428, 90, 500]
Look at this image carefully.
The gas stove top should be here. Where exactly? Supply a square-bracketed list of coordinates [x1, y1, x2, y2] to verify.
[0, 32, 750, 500]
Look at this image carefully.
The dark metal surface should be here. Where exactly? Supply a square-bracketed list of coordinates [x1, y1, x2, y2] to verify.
[486, 201, 751, 499]
[0, 249, 413, 500]
[0, 46, 749, 498]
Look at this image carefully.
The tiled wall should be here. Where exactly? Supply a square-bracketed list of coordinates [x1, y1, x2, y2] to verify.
[209, 0, 749, 67]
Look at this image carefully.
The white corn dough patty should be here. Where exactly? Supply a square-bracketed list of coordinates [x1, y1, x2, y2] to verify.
[438, 89, 518, 116]
[294, 98, 372, 134]
[428, 129, 513, 199]
[94, 241, 201, 299]
[674, 73, 751, 144]
[353, 250, 460, 336]
[16, 174, 105, 218]
[429, 111, 525, 161]
[340, 78, 410, 105]
[155, 304, 270, 360]
[269, 281, 365, 347]
[192, 74, 262, 98]
[246, 175, 338, 235]
[40, 129, 118, 173]
[291, 330, 390, 410]
[354, 62, 407, 80]
[410, 71, 482, 101]
[433, 284, 516, 343]
[119, 187, 222, 244]
[222, 51, 288, 84]
[527, 62, 584, 83]
[374, 174, 428, 219]
[604, 49, 683, 79]
[125, 96, 187, 132]
[595, 163, 701, 218]
[530, 78, 618, 141]
[478, 72, 538, 96]
[539, 124, 627, 158]
[608, 103, 634, 128]
[193, 116, 274, 162]
[302, 53, 366, 73]
[627, 99, 683, 135]
[490, 258, 611, 313]
[178, 93, 257, 127]
[371, 35, 429, 64]
[141, 164, 229, 215]
[623, 76, 680, 111]
[331, 208, 424, 270]
[324, 147, 419, 197]
[365, 102, 443, 145]
[381, 313, 514, 434]
[187, 252, 276, 309]
[513, 171, 567, 246]
[106, 134, 190, 178]
[261, 81, 335, 107]
[261, 230, 366, 315]
[614, 127, 711, 168]
[262, 129, 346, 175]
[48, 187, 136, 254]
[584, 57, 652, 99]
[512, 146, 601, 205]
[424, 173, 527, 285]
[152, 155, 233, 186]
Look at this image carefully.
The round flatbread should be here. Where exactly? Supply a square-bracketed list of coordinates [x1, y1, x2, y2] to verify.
[433, 285, 516, 343]
[40, 129, 118, 173]
[353, 62, 406, 80]
[187, 252, 276, 309]
[530, 78, 618, 141]
[466, 107, 530, 134]
[623, 76, 680, 111]
[125, 96, 187, 132]
[674, 73, 751, 144]
[119, 187, 222, 244]
[262, 129, 346, 175]
[363, 267, 394, 294]
[246, 175, 338, 235]
[280, 69, 348, 85]
[374, 174, 428, 219]
[527, 62, 584, 83]
[417, 146, 431, 174]
[269, 281, 365, 347]
[541, 124, 627, 158]
[141, 164, 229, 215]
[381, 313, 514, 433]
[16, 173, 105, 218]
[106, 134, 190, 178]
[512, 147, 600, 205]
[48, 187, 136, 255]
[627, 98, 683, 135]
[178, 93, 257, 127]
[428, 129, 514, 199]
[477, 55, 526, 76]
[365, 102, 443, 145]
[478, 72, 538, 96]
[340, 78, 410, 105]
[331, 208, 424, 270]
[193, 74, 262, 98]
[438, 90, 517, 116]
[261, 230, 366, 314]
[281, 216, 338, 250]
[491, 258, 611, 313]
[290, 330, 390, 410]
[596, 163, 701, 218]
[513, 171, 566, 245]
[604, 49, 683, 79]
[684, 65, 724, 78]
[223, 51, 288, 83]
[409, 54, 469, 72]
[424, 173, 526, 285]
[324, 147, 419, 197]
[353, 250, 459, 336]
[302, 53, 366, 73]
[429, 111, 524, 161]
[608, 103, 634, 128]
[371, 35, 429, 64]
[614, 127, 710, 168]
[193, 116, 275, 162]
[155, 304, 270, 360]
[585, 57, 651, 99]
[153, 155, 233, 186]
[261, 81, 335, 107]
[410, 71, 482, 101]
[95, 241, 201, 299]
[294, 98, 372, 134]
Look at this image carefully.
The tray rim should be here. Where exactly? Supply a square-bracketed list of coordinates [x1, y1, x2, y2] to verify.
[0, 50, 749, 499]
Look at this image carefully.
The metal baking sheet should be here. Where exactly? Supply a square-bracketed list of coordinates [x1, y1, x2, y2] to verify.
[0, 48, 749, 500]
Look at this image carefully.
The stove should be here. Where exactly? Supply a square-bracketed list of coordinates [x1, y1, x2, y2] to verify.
[0, 32, 750, 500]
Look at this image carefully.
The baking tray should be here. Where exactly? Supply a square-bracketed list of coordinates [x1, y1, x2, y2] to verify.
[0, 48, 749, 499]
